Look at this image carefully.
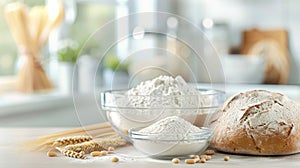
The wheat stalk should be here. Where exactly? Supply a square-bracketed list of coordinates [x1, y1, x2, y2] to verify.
[39, 122, 111, 140]
[23, 122, 119, 152]
[53, 136, 93, 147]
[4, 2, 63, 93]
[63, 136, 127, 154]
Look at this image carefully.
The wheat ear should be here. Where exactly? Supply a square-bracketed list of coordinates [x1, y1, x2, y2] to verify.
[56, 147, 86, 159]
[53, 136, 93, 147]
[63, 137, 127, 154]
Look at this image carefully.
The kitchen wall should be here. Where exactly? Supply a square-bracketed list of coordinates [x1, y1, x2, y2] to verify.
[47, 0, 300, 86]
[174, 0, 300, 84]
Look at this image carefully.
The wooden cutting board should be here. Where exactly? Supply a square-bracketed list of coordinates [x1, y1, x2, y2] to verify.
[240, 29, 290, 84]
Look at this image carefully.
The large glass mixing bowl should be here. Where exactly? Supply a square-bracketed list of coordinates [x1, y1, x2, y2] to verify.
[100, 88, 225, 142]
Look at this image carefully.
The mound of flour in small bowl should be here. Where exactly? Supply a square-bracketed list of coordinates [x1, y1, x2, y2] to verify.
[131, 116, 212, 157]
[139, 116, 201, 140]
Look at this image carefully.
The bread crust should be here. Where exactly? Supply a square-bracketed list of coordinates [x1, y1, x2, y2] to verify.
[211, 90, 300, 155]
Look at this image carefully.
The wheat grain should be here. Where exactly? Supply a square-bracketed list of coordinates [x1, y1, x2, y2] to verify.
[200, 155, 207, 159]
[91, 151, 101, 157]
[111, 157, 119, 162]
[185, 159, 195, 164]
[205, 149, 215, 155]
[100, 150, 108, 156]
[53, 136, 92, 147]
[63, 137, 126, 154]
[200, 158, 206, 163]
[224, 156, 230, 161]
[172, 158, 180, 164]
[47, 149, 57, 157]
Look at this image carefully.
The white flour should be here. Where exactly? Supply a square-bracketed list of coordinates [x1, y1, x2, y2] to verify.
[132, 116, 211, 157]
[139, 116, 200, 135]
[128, 76, 197, 96]
[139, 116, 205, 141]
[126, 75, 203, 108]
[109, 75, 207, 137]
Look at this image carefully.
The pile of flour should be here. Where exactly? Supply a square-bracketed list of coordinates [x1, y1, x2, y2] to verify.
[110, 75, 206, 135]
[140, 116, 200, 134]
[133, 116, 211, 156]
[125, 75, 204, 108]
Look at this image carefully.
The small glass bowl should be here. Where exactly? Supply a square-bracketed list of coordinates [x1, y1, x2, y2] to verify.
[129, 127, 213, 159]
[100, 89, 225, 141]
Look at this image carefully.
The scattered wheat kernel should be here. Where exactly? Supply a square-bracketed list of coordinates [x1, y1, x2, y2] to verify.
[200, 158, 206, 163]
[200, 155, 207, 159]
[172, 158, 180, 164]
[205, 150, 215, 155]
[185, 159, 195, 164]
[100, 150, 108, 156]
[111, 157, 119, 162]
[47, 150, 57, 157]
[108, 151, 114, 154]
[192, 155, 200, 163]
[108, 147, 114, 151]
[91, 151, 101, 157]
[192, 155, 199, 159]
[224, 156, 230, 161]
[206, 155, 211, 160]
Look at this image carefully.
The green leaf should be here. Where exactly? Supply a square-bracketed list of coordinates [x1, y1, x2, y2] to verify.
[57, 42, 80, 63]
[103, 55, 128, 71]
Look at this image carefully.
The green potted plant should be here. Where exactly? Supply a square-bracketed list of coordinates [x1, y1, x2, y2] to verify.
[103, 54, 129, 86]
[57, 40, 80, 94]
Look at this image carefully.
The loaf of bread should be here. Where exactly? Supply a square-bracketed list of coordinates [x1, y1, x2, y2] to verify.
[211, 90, 300, 155]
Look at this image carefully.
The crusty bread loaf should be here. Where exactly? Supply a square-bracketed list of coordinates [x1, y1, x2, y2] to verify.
[211, 90, 300, 155]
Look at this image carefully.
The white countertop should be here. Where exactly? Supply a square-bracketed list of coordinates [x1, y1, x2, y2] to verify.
[1, 127, 300, 168]
[1, 83, 299, 117]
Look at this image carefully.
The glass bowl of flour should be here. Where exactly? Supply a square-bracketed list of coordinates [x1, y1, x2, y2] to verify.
[129, 116, 213, 159]
[100, 75, 225, 141]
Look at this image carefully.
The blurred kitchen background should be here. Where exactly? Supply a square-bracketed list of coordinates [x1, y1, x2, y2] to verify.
[0, 0, 299, 127]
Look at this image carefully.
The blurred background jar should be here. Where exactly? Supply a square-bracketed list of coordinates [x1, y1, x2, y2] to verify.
[202, 18, 230, 56]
